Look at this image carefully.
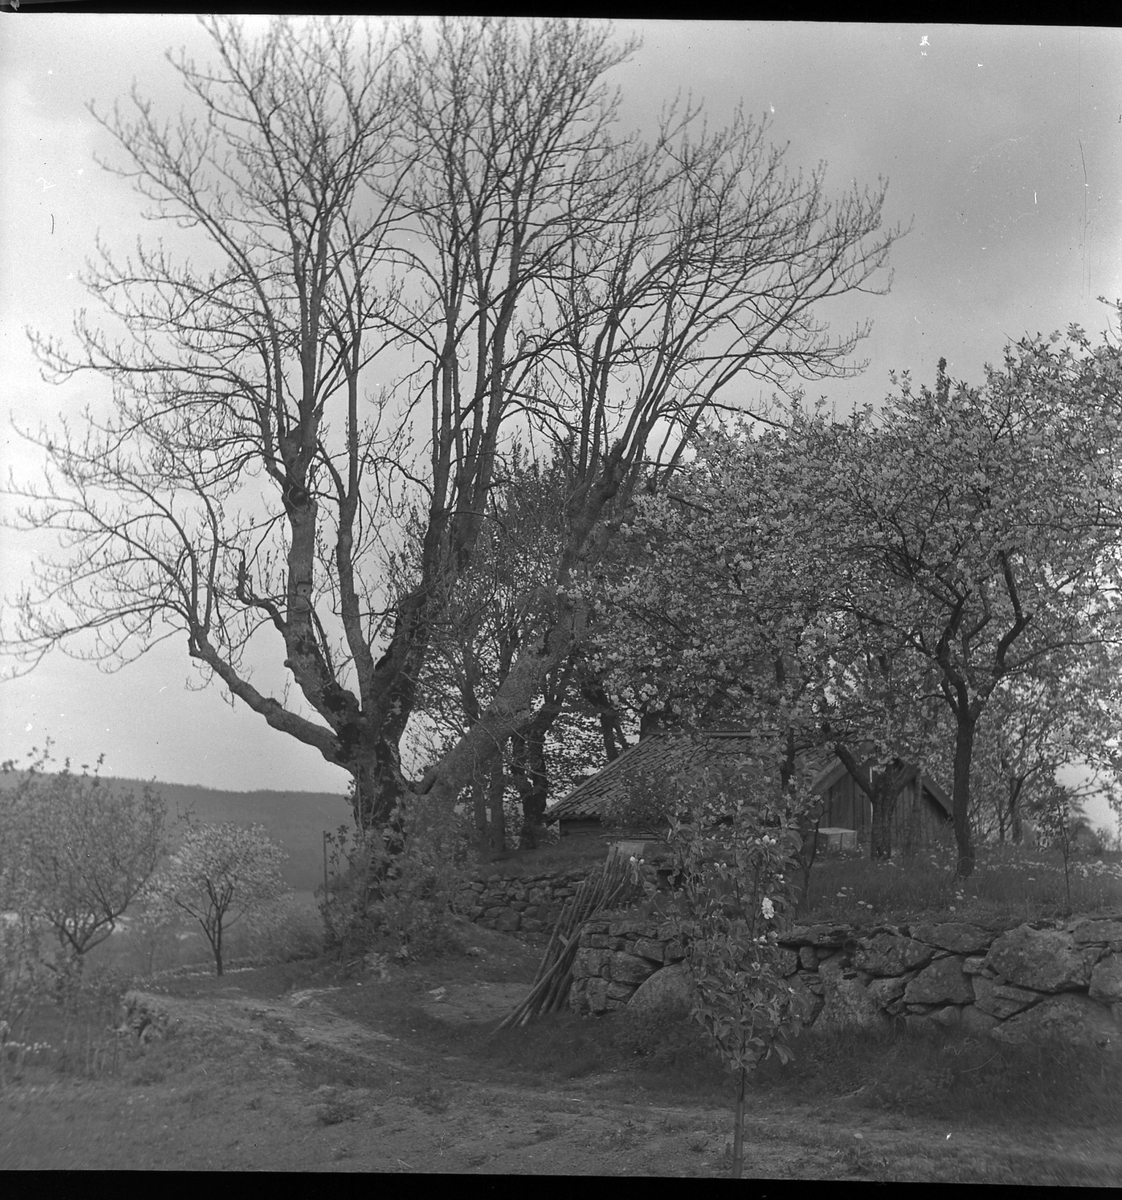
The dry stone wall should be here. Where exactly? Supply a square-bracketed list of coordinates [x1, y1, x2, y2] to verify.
[569, 910, 1122, 1051]
[455, 868, 596, 934]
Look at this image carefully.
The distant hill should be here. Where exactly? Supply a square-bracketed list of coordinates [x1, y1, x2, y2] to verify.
[0, 772, 351, 894]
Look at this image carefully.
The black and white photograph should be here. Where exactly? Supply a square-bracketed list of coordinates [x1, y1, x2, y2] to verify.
[1, 16, 1120, 1178]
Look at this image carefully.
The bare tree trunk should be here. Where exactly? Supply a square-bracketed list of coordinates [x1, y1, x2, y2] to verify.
[511, 665, 572, 848]
[731, 1066, 747, 1178]
[351, 744, 409, 832]
[1008, 776, 1025, 844]
[579, 679, 629, 762]
[472, 775, 488, 851]
[869, 792, 894, 861]
[952, 714, 977, 877]
[832, 744, 906, 860]
[868, 762, 908, 861]
[487, 755, 507, 857]
[511, 726, 550, 849]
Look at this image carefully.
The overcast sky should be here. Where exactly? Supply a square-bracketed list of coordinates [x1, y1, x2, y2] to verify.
[1, 19, 1120, 826]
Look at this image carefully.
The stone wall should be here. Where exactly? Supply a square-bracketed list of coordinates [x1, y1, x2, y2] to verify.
[569, 911, 1122, 1050]
[455, 868, 597, 934]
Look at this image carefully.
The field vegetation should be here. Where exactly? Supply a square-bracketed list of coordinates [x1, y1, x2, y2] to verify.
[2, 832, 1119, 1178]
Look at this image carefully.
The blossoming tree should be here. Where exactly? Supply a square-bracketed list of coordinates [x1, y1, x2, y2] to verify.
[150, 821, 288, 975]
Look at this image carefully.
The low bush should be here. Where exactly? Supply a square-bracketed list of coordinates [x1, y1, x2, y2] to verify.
[1, 963, 136, 1089]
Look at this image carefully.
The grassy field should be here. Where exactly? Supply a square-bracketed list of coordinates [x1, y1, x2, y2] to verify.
[1, 841, 1120, 1177]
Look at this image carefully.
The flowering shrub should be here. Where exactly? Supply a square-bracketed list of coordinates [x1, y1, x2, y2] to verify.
[630, 756, 811, 1178]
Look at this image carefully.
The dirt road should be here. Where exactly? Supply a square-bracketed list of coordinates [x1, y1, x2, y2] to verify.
[3, 964, 1119, 1179]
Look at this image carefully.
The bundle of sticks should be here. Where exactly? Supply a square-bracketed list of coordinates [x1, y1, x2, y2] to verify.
[495, 845, 641, 1031]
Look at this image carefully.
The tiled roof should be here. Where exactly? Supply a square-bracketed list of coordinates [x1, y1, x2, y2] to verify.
[546, 731, 836, 823]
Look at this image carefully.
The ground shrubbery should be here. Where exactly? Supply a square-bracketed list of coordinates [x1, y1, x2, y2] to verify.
[3, 737, 1119, 1155]
[746, 1017, 1122, 1129]
[465, 985, 1122, 1134]
[0, 963, 137, 1089]
[318, 799, 475, 963]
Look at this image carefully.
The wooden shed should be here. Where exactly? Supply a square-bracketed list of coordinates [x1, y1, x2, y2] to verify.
[545, 730, 951, 852]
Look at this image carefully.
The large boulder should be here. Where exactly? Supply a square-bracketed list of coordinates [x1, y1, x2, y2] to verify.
[910, 922, 996, 955]
[627, 961, 696, 1014]
[984, 925, 1099, 991]
[990, 993, 1121, 1052]
[1089, 953, 1122, 1004]
[854, 932, 934, 976]
[903, 956, 974, 1005]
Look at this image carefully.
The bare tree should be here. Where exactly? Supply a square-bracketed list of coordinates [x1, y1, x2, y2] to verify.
[6, 17, 900, 840]
[398, 449, 580, 851]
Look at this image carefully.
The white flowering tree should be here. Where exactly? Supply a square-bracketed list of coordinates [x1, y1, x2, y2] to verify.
[0, 747, 167, 973]
[589, 415, 944, 864]
[806, 325, 1122, 876]
[150, 821, 288, 976]
[596, 315, 1122, 877]
[967, 653, 1122, 846]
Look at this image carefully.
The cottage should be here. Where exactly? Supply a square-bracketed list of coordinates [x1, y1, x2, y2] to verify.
[545, 730, 952, 853]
